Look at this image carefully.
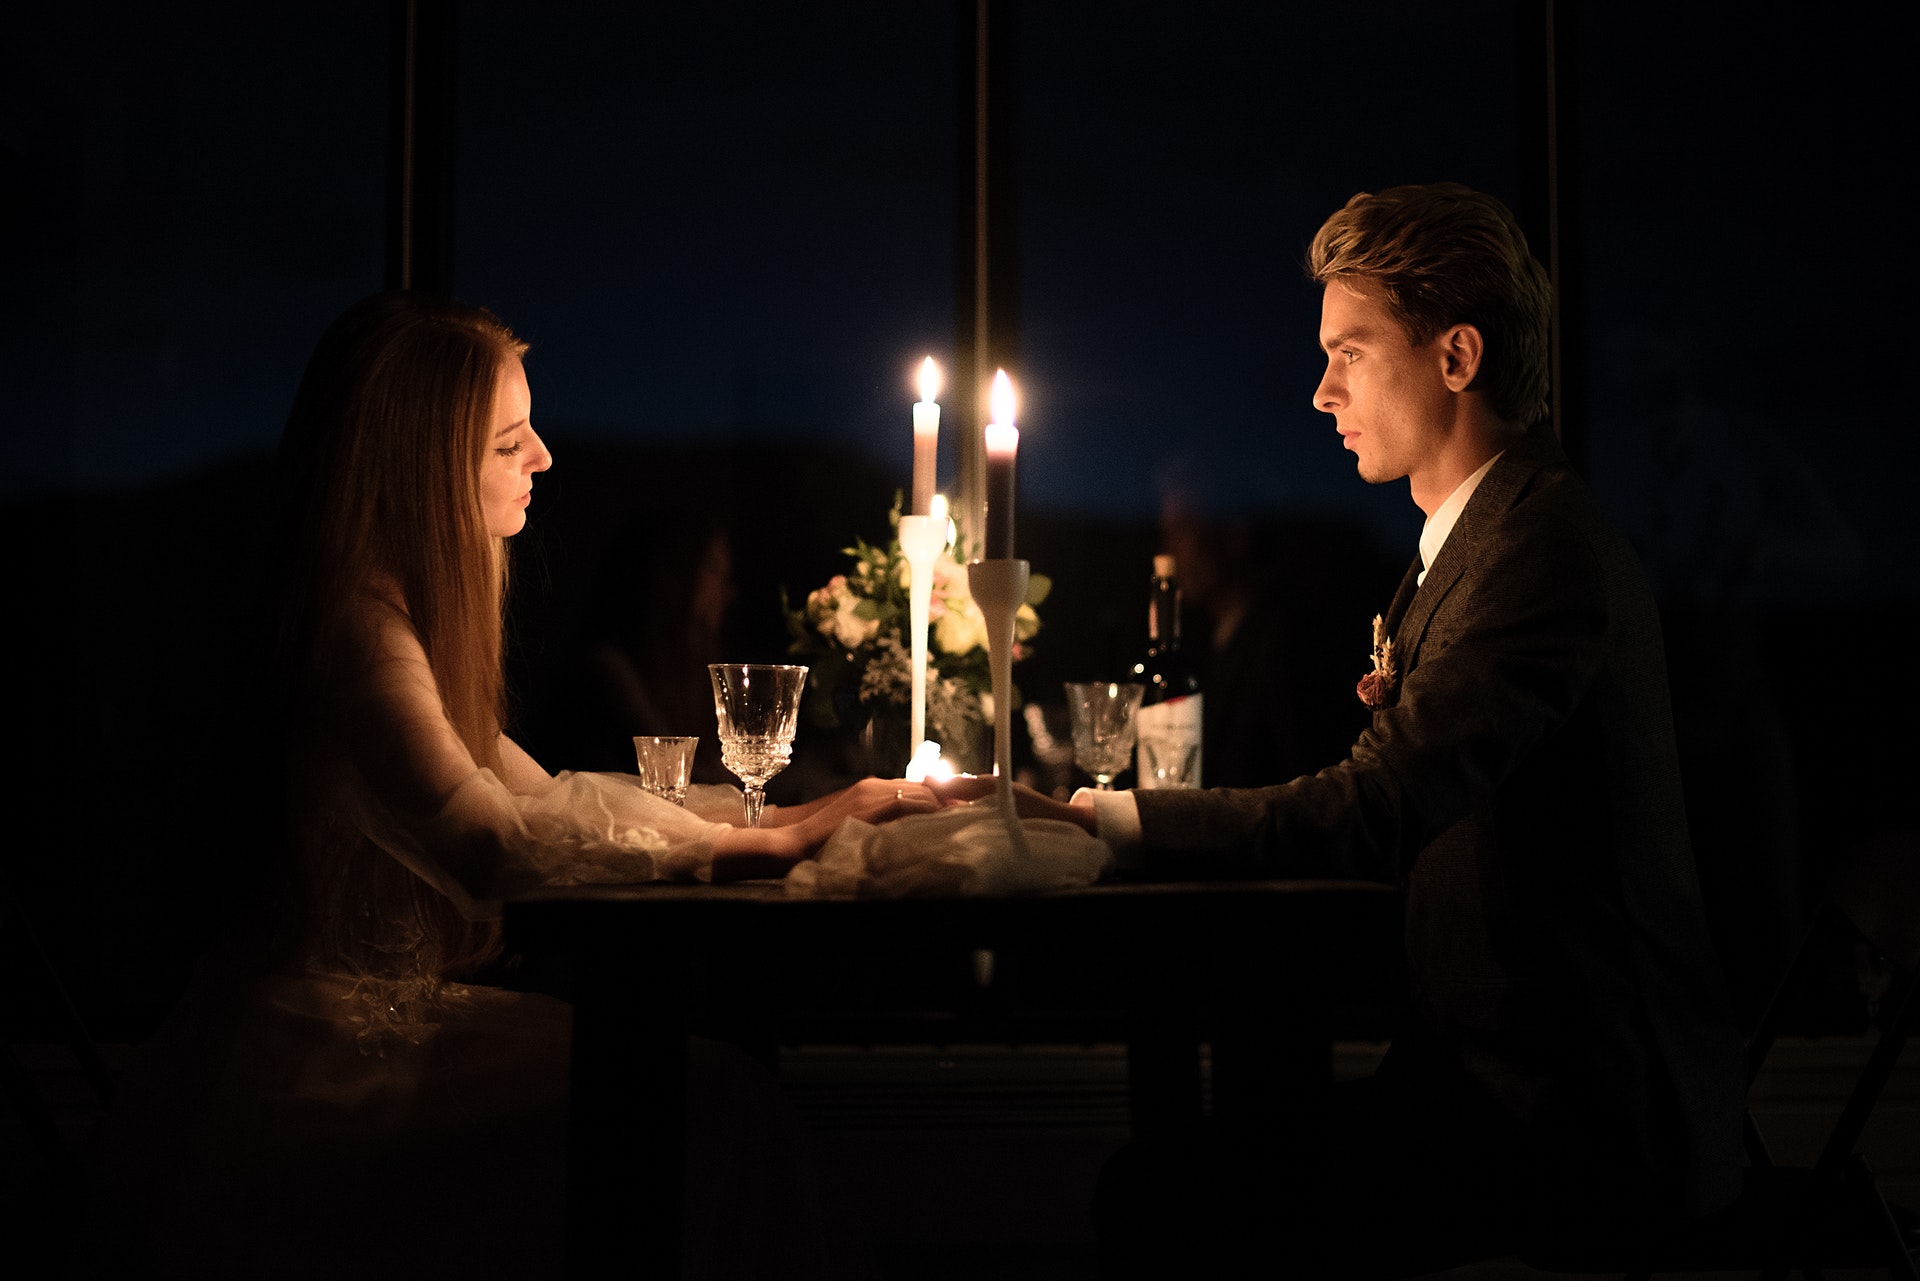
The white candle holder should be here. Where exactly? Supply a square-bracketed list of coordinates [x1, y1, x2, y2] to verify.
[897, 513, 948, 773]
[966, 557, 1035, 861]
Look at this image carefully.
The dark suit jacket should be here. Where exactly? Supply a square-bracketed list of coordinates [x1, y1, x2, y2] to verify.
[1132, 423, 1746, 1224]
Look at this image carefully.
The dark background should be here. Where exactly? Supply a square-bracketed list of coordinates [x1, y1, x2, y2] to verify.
[4, 2, 1915, 1040]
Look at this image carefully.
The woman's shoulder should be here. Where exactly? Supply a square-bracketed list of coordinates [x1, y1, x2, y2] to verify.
[319, 576, 435, 697]
[334, 574, 416, 647]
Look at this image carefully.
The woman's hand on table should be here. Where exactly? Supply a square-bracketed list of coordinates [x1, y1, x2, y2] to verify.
[710, 778, 939, 881]
[925, 776, 1099, 835]
[768, 777, 941, 838]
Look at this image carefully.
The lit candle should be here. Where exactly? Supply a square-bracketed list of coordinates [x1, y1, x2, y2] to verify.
[912, 357, 941, 516]
[983, 370, 1019, 560]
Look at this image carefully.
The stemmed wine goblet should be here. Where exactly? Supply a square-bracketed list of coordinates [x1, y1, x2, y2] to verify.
[707, 663, 809, 828]
[1063, 681, 1146, 790]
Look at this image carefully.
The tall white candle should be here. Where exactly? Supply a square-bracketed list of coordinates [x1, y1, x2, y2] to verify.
[983, 369, 1019, 560]
[912, 357, 941, 516]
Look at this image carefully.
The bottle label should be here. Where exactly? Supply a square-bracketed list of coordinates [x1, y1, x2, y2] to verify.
[1134, 694, 1202, 789]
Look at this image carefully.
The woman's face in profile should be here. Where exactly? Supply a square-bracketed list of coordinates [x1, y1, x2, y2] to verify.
[480, 356, 552, 538]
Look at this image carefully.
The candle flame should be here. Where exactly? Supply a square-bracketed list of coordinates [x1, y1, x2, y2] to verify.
[904, 739, 954, 783]
[918, 356, 941, 404]
[990, 368, 1016, 426]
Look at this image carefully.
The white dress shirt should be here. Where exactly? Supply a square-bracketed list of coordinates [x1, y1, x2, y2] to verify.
[1416, 451, 1502, 586]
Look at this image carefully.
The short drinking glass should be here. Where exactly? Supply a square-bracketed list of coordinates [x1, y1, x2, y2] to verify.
[1063, 681, 1146, 790]
[633, 735, 699, 806]
[707, 663, 809, 828]
[1138, 734, 1201, 790]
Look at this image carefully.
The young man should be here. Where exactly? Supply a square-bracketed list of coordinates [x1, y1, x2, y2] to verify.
[943, 183, 1746, 1276]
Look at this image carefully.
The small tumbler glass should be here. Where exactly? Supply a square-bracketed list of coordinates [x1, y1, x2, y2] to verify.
[633, 735, 699, 806]
[1138, 734, 1201, 789]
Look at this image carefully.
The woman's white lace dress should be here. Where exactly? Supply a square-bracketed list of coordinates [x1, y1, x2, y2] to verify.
[90, 600, 847, 1280]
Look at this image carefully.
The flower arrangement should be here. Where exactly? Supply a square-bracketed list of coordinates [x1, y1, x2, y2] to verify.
[784, 496, 1049, 759]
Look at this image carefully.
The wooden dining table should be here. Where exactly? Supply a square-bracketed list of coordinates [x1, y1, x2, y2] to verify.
[502, 876, 1407, 1280]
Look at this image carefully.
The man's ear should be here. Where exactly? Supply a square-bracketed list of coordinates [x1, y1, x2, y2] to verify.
[1437, 323, 1484, 391]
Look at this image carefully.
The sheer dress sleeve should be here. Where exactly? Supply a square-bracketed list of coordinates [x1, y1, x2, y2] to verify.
[327, 600, 726, 918]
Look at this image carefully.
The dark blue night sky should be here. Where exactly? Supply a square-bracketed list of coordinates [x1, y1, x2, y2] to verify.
[10, 2, 1912, 610]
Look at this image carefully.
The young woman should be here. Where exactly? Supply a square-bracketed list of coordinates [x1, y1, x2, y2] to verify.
[91, 292, 928, 1279]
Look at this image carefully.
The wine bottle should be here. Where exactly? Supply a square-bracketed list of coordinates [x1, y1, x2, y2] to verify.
[1130, 554, 1203, 788]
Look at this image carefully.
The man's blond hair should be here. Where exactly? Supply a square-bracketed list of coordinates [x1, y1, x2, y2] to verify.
[1308, 183, 1552, 428]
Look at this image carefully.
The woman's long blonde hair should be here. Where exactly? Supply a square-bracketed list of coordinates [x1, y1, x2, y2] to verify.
[269, 291, 528, 977]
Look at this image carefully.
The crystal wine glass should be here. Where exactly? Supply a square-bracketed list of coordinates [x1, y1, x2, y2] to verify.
[707, 663, 809, 828]
[1063, 681, 1146, 790]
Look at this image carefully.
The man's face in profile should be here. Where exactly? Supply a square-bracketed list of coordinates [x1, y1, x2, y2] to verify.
[1312, 281, 1453, 488]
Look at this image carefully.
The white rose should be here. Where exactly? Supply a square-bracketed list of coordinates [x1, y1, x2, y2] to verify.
[809, 576, 848, 636]
[934, 598, 987, 654]
[832, 596, 880, 649]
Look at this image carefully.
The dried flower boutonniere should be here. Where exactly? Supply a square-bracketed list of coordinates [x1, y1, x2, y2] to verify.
[1356, 613, 1398, 709]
